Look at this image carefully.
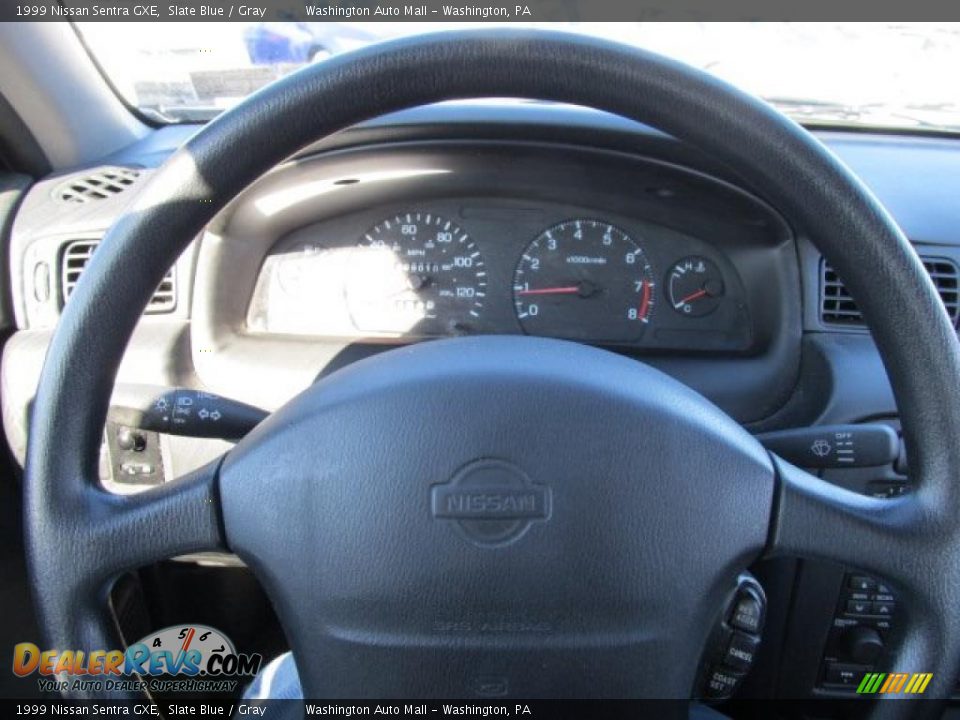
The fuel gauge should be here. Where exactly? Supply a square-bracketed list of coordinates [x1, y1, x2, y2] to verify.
[667, 256, 725, 317]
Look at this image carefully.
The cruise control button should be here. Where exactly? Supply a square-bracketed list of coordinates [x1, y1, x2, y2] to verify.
[705, 667, 743, 699]
[729, 590, 764, 633]
[723, 631, 760, 673]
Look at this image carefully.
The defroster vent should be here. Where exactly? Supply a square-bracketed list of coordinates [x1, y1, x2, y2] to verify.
[54, 167, 141, 204]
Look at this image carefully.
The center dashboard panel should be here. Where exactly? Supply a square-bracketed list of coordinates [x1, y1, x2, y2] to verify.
[192, 140, 799, 422]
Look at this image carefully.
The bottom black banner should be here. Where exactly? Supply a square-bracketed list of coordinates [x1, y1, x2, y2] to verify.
[2, 698, 942, 720]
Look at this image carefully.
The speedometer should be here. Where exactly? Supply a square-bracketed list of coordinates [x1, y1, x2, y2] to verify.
[347, 213, 486, 336]
[513, 219, 655, 343]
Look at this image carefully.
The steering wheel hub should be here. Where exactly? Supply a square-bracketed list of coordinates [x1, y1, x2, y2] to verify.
[219, 336, 774, 697]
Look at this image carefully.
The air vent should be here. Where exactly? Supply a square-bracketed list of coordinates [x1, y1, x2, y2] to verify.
[54, 167, 141, 204]
[61, 240, 176, 314]
[821, 257, 960, 326]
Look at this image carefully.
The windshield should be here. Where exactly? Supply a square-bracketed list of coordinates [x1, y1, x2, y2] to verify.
[77, 21, 960, 132]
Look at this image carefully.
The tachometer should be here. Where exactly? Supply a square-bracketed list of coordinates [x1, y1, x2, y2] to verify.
[347, 213, 486, 336]
[513, 219, 655, 343]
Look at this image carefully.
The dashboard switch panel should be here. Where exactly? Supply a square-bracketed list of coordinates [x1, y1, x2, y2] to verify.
[106, 423, 163, 487]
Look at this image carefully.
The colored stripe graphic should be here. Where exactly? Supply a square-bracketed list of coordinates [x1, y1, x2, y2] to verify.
[857, 672, 932, 695]
[904, 674, 920, 694]
[857, 673, 886, 694]
[879, 674, 896, 693]
[881, 673, 907, 693]
[892, 673, 909, 693]
[905, 673, 933, 694]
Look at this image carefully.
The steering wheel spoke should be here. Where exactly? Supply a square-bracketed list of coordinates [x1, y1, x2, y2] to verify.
[23, 459, 226, 699]
[766, 456, 960, 702]
[97, 459, 226, 575]
[766, 456, 934, 586]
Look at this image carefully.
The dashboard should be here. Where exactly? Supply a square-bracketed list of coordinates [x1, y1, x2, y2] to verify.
[5, 101, 960, 705]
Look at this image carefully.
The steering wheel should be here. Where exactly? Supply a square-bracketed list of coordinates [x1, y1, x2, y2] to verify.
[25, 30, 960, 711]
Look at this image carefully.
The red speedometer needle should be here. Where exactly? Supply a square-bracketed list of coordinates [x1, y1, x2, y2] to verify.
[678, 288, 708, 305]
[516, 285, 581, 296]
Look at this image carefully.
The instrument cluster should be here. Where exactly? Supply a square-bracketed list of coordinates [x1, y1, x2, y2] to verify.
[246, 203, 753, 352]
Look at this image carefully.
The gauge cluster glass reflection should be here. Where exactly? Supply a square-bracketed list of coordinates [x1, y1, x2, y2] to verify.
[346, 212, 487, 336]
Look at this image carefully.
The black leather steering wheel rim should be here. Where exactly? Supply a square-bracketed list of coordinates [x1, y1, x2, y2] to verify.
[25, 29, 960, 711]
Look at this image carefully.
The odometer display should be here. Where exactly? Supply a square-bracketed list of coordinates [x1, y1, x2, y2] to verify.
[513, 219, 655, 343]
[347, 212, 486, 336]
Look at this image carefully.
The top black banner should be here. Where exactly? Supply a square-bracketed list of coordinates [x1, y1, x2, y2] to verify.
[4, 0, 960, 22]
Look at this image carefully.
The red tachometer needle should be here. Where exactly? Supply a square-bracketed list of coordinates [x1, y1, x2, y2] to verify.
[677, 288, 708, 305]
[516, 286, 581, 296]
